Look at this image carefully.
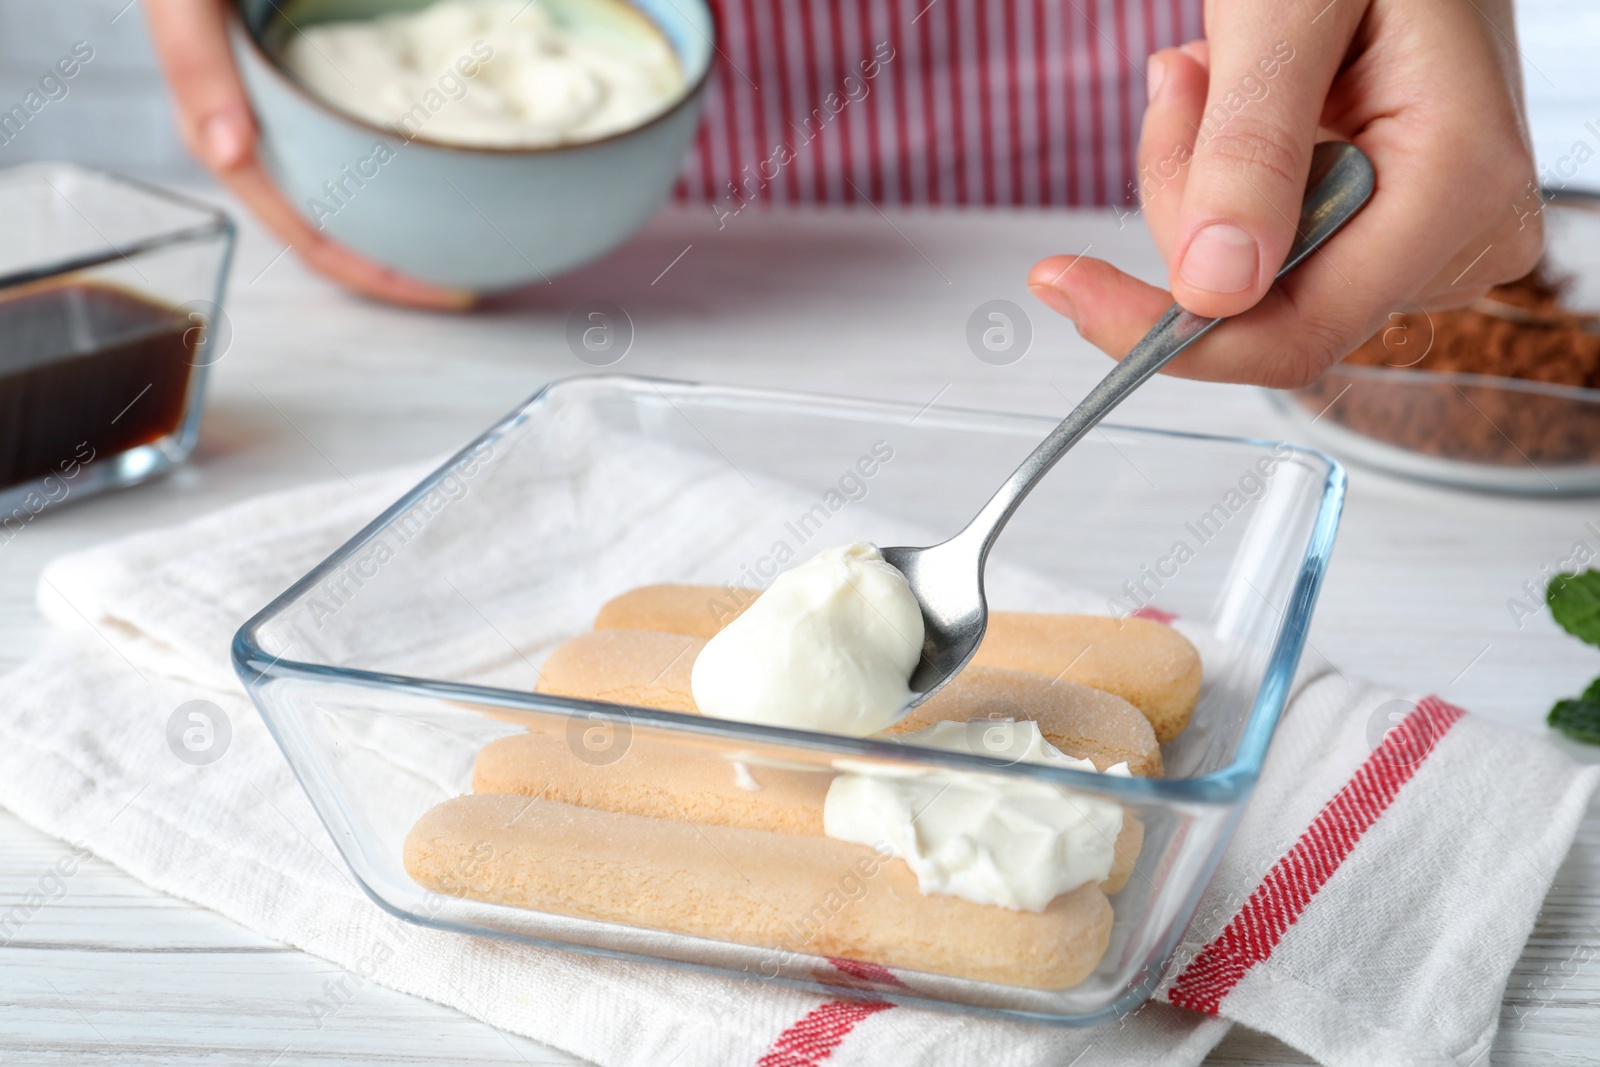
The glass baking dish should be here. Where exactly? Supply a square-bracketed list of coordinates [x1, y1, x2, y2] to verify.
[233, 375, 1345, 1024]
[0, 162, 235, 521]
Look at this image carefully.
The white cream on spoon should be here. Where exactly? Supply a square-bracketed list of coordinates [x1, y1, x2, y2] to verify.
[690, 542, 923, 737]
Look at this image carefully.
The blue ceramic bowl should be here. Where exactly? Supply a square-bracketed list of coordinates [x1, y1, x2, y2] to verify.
[231, 0, 712, 291]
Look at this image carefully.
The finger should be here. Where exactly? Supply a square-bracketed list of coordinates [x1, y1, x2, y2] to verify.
[145, 0, 255, 173]
[1426, 208, 1546, 299]
[1027, 253, 1310, 384]
[146, 0, 474, 309]
[227, 164, 477, 308]
[233, 168, 475, 308]
[1145, 43, 1346, 254]
[1169, 3, 1364, 318]
[1033, 248, 1334, 387]
[1034, 133, 1522, 387]
[1135, 122, 1532, 387]
[1029, 247, 1354, 388]
[1028, 254, 1173, 355]
[1410, 238, 1538, 314]
[1137, 46, 1209, 261]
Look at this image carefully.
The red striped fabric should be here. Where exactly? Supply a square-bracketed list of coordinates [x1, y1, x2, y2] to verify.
[1167, 695, 1467, 1015]
[1129, 605, 1178, 624]
[756, 1000, 896, 1067]
[682, 0, 1203, 210]
[824, 958, 909, 989]
[756, 694, 1465, 1060]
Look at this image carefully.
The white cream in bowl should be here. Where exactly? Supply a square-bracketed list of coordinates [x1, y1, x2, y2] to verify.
[281, 0, 686, 147]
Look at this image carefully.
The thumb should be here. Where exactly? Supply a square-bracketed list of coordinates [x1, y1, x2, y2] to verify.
[1169, 7, 1359, 317]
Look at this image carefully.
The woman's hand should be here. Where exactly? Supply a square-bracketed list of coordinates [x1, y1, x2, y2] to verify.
[1027, 0, 1543, 387]
[145, 0, 473, 309]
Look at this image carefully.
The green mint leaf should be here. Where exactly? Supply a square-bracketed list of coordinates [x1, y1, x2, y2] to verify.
[1583, 675, 1600, 704]
[1548, 698, 1600, 746]
[1547, 570, 1600, 647]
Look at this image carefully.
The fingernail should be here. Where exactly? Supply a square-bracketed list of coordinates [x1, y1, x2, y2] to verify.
[1179, 223, 1258, 294]
[201, 112, 247, 169]
[1029, 283, 1078, 324]
[1145, 54, 1168, 103]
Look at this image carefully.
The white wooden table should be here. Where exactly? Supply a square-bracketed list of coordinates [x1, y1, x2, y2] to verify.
[1, 196, 1596, 1065]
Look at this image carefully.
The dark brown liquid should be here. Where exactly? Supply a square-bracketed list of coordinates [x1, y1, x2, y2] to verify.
[0, 281, 197, 491]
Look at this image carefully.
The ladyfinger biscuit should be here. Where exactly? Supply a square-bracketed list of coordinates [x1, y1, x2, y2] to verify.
[972, 613, 1201, 743]
[594, 583, 748, 638]
[473, 731, 831, 835]
[469, 728, 1143, 893]
[594, 583, 752, 636]
[527, 636, 1158, 775]
[589, 584, 1200, 741]
[886, 665, 1162, 777]
[481, 662, 1148, 891]
[535, 629, 704, 713]
[1099, 815, 1143, 896]
[405, 793, 1114, 989]
[536, 628, 1172, 769]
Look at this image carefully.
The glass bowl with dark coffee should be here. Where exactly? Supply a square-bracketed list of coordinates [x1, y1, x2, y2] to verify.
[0, 163, 234, 526]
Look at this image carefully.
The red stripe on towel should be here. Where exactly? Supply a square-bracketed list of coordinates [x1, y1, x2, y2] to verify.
[1167, 696, 1466, 1015]
[757, 1000, 895, 1066]
[1130, 605, 1177, 624]
[827, 958, 909, 989]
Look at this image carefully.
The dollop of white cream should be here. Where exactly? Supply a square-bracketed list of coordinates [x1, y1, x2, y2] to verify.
[690, 543, 924, 737]
[282, 0, 686, 148]
[823, 720, 1129, 911]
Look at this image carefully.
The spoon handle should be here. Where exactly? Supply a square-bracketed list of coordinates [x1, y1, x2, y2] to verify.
[960, 140, 1376, 557]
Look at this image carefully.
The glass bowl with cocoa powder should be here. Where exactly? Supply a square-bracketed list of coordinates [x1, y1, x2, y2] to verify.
[1271, 192, 1600, 494]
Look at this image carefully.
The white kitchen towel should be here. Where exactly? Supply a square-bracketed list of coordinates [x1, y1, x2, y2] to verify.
[0, 460, 1595, 1067]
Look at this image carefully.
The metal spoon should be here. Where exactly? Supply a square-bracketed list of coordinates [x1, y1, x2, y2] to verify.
[883, 140, 1376, 710]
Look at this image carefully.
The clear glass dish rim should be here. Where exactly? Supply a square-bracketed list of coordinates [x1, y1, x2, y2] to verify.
[0, 161, 236, 292]
[232, 374, 1347, 806]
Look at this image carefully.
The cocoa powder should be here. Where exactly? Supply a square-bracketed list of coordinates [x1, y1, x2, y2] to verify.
[1296, 266, 1600, 465]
